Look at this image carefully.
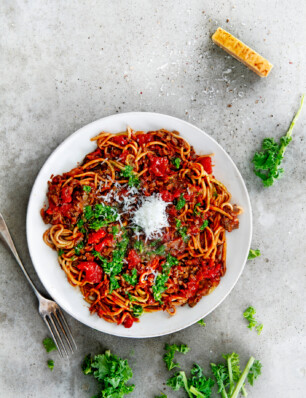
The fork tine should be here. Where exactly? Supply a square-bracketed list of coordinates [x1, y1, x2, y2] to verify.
[53, 310, 73, 353]
[48, 314, 69, 357]
[44, 316, 64, 358]
[49, 313, 69, 357]
[56, 308, 77, 350]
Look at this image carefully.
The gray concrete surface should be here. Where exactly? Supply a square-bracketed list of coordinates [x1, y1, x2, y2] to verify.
[0, 1, 305, 397]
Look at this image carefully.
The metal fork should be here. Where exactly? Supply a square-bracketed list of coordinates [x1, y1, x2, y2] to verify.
[0, 213, 77, 357]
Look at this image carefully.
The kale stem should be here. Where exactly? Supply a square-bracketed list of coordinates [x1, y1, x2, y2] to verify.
[189, 386, 205, 397]
[241, 385, 248, 396]
[230, 357, 255, 398]
[285, 94, 305, 140]
[221, 390, 229, 398]
[180, 371, 193, 398]
[227, 357, 234, 395]
[271, 94, 304, 180]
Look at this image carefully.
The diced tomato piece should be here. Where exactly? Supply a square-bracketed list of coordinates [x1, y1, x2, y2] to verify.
[87, 229, 106, 245]
[127, 249, 141, 268]
[94, 234, 114, 252]
[60, 203, 72, 218]
[160, 190, 174, 202]
[172, 189, 182, 199]
[46, 200, 58, 215]
[150, 157, 169, 177]
[123, 316, 134, 328]
[185, 280, 199, 298]
[136, 133, 154, 145]
[184, 193, 191, 201]
[77, 261, 103, 284]
[61, 186, 73, 203]
[111, 135, 128, 146]
[198, 157, 213, 174]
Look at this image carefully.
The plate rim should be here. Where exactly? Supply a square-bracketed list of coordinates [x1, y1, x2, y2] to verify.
[26, 111, 252, 338]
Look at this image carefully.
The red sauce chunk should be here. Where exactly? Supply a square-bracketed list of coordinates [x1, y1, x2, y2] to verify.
[122, 316, 134, 328]
[87, 229, 107, 245]
[198, 157, 213, 174]
[60, 203, 72, 218]
[111, 135, 128, 146]
[127, 249, 141, 268]
[150, 157, 169, 177]
[61, 186, 73, 203]
[136, 133, 153, 146]
[94, 234, 114, 252]
[77, 261, 103, 284]
[86, 148, 102, 161]
[161, 190, 174, 202]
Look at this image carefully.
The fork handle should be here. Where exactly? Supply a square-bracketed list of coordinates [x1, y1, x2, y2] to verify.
[0, 213, 43, 300]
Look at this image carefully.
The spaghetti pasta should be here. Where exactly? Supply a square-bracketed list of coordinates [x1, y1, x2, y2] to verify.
[41, 128, 242, 328]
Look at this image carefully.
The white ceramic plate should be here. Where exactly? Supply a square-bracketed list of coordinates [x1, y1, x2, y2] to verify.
[27, 112, 252, 338]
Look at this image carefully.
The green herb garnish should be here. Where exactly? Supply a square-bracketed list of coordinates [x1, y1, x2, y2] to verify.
[121, 165, 140, 187]
[243, 306, 263, 335]
[172, 158, 181, 169]
[132, 304, 143, 318]
[58, 249, 64, 256]
[126, 292, 138, 302]
[47, 360, 54, 371]
[43, 337, 57, 353]
[83, 185, 91, 193]
[112, 225, 119, 236]
[123, 268, 138, 286]
[84, 205, 94, 220]
[77, 219, 86, 233]
[197, 319, 206, 327]
[200, 220, 209, 231]
[154, 245, 166, 256]
[92, 250, 104, 261]
[134, 240, 144, 253]
[97, 233, 129, 293]
[176, 194, 186, 210]
[109, 275, 120, 292]
[152, 255, 178, 303]
[248, 249, 261, 260]
[175, 219, 189, 243]
[252, 95, 304, 187]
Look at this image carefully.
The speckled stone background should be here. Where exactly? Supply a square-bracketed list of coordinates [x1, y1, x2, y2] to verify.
[0, 1, 305, 397]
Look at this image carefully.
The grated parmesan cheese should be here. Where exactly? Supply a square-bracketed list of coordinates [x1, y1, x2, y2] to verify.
[132, 194, 169, 240]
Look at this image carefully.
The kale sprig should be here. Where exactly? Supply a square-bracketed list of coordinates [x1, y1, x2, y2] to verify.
[243, 306, 263, 335]
[211, 354, 262, 398]
[163, 344, 190, 371]
[82, 350, 134, 398]
[247, 249, 261, 260]
[167, 364, 214, 398]
[252, 95, 304, 186]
